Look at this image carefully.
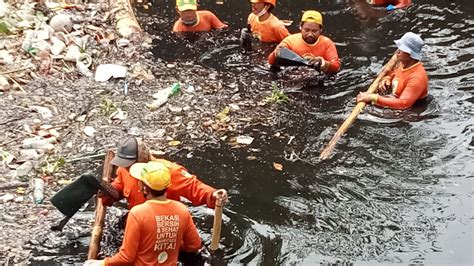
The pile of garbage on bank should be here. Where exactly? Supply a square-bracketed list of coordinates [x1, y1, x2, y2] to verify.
[0, 0, 145, 88]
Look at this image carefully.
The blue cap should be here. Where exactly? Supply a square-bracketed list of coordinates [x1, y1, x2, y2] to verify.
[394, 32, 424, 60]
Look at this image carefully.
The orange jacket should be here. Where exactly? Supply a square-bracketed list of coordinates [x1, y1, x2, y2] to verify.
[173, 10, 228, 32]
[104, 199, 201, 265]
[366, 0, 412, 8]
[247, 13, 289, 43]
[101, 159, 217, 209]
[376, 62, 428, 109]
[268, 33, 341, 74]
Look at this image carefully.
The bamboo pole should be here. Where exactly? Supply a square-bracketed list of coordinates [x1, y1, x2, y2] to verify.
[210, 191, 225, 251]
[319, 53, 399, 160]
[110, 0, 142, 38]
[87, 149, 115, 259]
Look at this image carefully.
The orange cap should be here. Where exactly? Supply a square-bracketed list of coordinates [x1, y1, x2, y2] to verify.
[250, 0, 276, 7]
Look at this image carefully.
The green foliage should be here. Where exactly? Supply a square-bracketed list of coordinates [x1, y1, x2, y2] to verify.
[100, 98, 117, 116]
[41, 157, 66, 175]
[266, 83, 288, 104]
[0, 21, 10, 34]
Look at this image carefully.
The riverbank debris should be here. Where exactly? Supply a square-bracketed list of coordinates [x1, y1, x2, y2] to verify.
[273, 162, 283, 171]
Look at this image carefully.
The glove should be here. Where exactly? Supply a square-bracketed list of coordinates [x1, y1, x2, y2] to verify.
[240, 28, 252, 43]
[386, 4, 396, 11]
[308, 57, 328, 72]
[307, 57, 322, 69]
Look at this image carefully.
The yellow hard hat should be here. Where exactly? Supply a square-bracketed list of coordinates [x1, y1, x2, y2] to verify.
[176, 0, 197, 11]
[130, 162, 171, 191]
[301, 10, 323, 26]
[250, 0, 276, 7]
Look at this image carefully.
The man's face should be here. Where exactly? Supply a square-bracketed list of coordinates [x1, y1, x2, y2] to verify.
[180, 10, 198, 25]
[301, 22, 322, 44]
[251, 2, 265, 14]
[396, 50, 413, 65]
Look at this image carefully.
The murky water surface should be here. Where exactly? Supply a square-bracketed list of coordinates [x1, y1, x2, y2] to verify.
[29, 0, 473, 265]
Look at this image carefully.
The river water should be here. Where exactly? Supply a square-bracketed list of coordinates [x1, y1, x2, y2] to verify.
[29, 0, 473, 265]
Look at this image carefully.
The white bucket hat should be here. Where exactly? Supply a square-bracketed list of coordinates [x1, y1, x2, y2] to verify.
[394, 32, 424, 60]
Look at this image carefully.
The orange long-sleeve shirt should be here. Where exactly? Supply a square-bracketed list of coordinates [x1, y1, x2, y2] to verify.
[173, 10, 228, 32]
[367, 0, 412, 8]
[101, 159, 217, 209]
[268, 33, 341, 74]
[376, 62, 428, 109]
[247, 13, 289, 43]
[104, 199, 202, 266]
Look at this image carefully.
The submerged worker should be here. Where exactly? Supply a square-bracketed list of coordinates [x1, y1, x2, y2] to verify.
[85, 162, 202, 265]
[173, 0, 228, 32]
[268, 10, 341, 75]
[100, 136, 228, 210]
[366, 0, 412, 11]
[241, 0, 290, 45]
[356, 32, 428, 109]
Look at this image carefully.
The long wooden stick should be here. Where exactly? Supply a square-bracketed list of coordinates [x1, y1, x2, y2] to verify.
[210, 191, 225, 251]
[319, 53, 399, 160]
[87, 149, 115, 259]
[111, 0, 142, 38]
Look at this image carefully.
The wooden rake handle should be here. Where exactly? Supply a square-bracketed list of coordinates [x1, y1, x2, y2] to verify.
[210, 191, 225, 251]
[87, 149, 115, 259]
[319, 53, 399, 160]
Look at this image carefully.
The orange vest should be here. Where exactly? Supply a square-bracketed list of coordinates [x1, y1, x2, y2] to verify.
[376, 62, 428, 109]
[102, 159, 216, 209]
[247, 13, 289, 43]
[104, 199, 201, 265]
[268, 33, 341, 74]
[173, 10, 227, 32]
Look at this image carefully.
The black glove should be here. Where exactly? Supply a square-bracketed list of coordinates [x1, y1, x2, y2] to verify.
[240, 28, 252, 50]
[307, 57, 322, 71]
[240, 28, 251, 42]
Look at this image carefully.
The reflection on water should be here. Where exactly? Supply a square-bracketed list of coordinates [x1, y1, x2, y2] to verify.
[29, 0, 473, 265]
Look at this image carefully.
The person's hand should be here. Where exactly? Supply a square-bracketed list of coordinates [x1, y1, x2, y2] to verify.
[378, 78, 391, 92]
[307, 57, 322, 68]
[83, 259, 104, 266]
[307, 56, 328, 72]
[274, 46, 283, 58]
[357, 92, 378, 104]
[357, 92, 371, 103]
[212, 189, 228, 204]
[240, 28, 251, 43]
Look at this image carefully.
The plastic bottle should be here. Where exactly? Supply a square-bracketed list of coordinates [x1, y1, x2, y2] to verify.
[33, 178, 45, 204]
[21, 30, 35, 53]
[22, 136, 57, 149]
[148, 83, 181, 110]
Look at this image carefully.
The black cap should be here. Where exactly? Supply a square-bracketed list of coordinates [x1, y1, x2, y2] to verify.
[111, 137, 138, 167]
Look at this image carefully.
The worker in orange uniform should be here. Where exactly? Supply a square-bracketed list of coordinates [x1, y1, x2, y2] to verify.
[84, 161, 202, 265]
[241, 0, 289, 44]
[268, 10, 341, 75]
[357, 32, 428, 109]
[366, 0, 412, 11]
[100, 137, 228, 210]
[173, 0, 228, 32]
